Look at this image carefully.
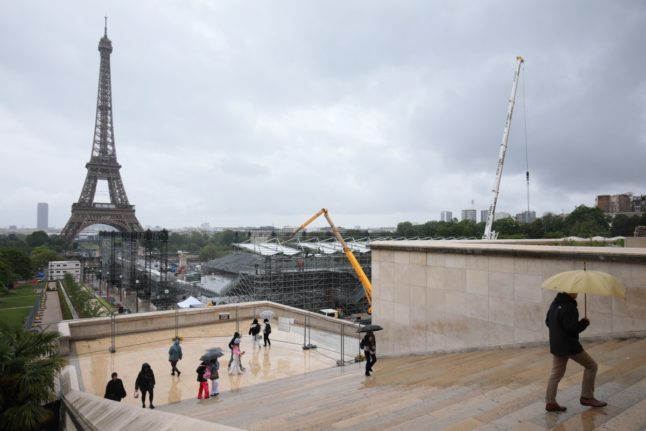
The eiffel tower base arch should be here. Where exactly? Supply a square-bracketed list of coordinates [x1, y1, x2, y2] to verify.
[61, 204, 142, 243]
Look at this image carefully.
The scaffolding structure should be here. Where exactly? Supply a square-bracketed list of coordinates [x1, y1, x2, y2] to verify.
[98, 230, 174, 309]
[210, 238, 371, 315]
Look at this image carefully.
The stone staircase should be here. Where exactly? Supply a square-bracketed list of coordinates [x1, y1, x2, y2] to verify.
[160, 337, 646, 430]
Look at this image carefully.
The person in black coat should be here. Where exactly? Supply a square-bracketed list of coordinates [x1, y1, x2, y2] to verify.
[249, 318, 261, 348]
[263, 318, 272, 347]
[544, 292, 607, 412]
[360, 331, 377, 377]
[104, 372, 127, 402]
[135, 362, 156, 409]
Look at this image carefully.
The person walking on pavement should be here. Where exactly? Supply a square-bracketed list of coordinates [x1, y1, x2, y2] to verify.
[545, 292, 607, 412]
[208, 358, 220, 397]
[104, 372, 127, 402]
[228, 338, 245, 375]
[263, 318, 272, 347]
[135, 362, 156, 409]
[168, 337, 183, 376]
[196, 361, 210, 399]
[249, 318, 262, 348]
[228, 331, 246, 371]
[361, 330, 377, 377]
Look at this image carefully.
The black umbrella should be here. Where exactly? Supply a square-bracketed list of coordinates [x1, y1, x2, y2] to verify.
[357, 324, 383, 333]
[200, 347, 224, 362]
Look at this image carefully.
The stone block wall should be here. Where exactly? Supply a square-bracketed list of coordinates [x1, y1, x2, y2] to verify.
[370, 241, 646, 356]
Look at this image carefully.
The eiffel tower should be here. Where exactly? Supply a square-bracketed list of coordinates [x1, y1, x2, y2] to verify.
[61, 21, 142, 242]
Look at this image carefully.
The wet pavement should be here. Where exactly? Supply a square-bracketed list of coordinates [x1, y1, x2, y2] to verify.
[157, 337, 646, 431]
[70, 319, 344, 408]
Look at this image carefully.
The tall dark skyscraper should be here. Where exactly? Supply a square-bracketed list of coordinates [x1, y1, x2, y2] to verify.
[37, 202, 48, 230]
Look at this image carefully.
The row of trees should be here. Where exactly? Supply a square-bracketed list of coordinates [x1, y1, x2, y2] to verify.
[396, 206, 646, 240]
[1, 205, 643, 283]
[0, 232, 63, 288]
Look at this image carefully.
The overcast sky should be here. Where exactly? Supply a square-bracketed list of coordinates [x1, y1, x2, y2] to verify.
[1, 1, 644, 230]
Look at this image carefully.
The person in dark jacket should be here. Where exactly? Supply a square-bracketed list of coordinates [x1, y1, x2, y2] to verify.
[196, 361, 209, 399]
[104, 372, 127, 402]
[545, 292, 607, 412]
[249, 318, 261, 348]
[360, 331, 377, 377]
[168, 338, 183, 376]
[263, 318, 272, 347]
[135, 362, 156, 409]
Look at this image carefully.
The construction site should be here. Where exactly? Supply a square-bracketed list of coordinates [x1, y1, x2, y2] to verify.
[206, 237, 372, 316]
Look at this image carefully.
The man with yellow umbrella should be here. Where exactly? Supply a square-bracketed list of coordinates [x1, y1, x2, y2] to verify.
[542, 264, 625, 412]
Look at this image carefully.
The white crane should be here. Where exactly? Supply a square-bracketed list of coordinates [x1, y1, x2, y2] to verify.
[483, 56, 524, 240]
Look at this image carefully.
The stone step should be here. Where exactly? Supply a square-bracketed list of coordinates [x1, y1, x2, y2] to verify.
[158, 337, 646, 431]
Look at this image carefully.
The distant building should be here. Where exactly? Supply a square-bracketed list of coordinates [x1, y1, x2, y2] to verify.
[461, 209, 477, 222]
[480, 210, 489, 223]
[440, 211, 452, 222]
[48, 260, 81, 282]
[596, 193, 645, 214]
[516, 211, 536, 224]
[37, 202, 48, 230]
[495, 212, 512, 221]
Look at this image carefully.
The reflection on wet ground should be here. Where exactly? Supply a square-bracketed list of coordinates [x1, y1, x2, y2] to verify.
[159, 337, 646, 431]
[72, 319, 340, 408]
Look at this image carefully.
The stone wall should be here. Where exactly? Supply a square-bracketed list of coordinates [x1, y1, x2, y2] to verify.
[370, 241, 646, 356]
[57, 301, 359, 353]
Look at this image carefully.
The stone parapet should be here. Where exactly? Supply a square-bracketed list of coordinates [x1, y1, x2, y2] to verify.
[370, 240, 646, 356]
[62, 301, 359, 343]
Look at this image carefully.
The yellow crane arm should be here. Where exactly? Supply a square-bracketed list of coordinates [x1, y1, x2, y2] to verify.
[293, 208, 373, 313]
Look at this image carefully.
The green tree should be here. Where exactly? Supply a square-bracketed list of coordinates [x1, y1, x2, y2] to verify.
[199, 244, 219, 261]
[0, 260, 15, 288]
[493, 217, 523, 238]
[0, 234, 28, 252]
[565, 205, 609, 237]
[610, 214, 641, 237]
[45, 235, 66, 253]
[0, 324, 66, 430]
[0, 249, 32, 279]
[396, 222, 416, 237]
[541, 213, 567, 238]
[30, 246, 61, 272]
[214, 230, 237, 246]
[25, 231, 49, 248]
[526, 218, 545, 239]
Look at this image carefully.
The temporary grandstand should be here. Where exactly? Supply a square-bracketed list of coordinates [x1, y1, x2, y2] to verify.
[204, 238, 372, 315]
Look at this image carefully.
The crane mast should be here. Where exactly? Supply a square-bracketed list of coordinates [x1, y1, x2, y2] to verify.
[483, 56, 524, 240]
[292, 208, 373, 313]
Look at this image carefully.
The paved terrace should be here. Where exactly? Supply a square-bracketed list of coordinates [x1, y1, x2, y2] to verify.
[159, 337, 646, 431]
[62, 297, 646, 430]
[70, 320, 354, 408]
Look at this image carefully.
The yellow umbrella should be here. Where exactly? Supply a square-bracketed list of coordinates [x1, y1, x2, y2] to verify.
[542, 263, 625, 317]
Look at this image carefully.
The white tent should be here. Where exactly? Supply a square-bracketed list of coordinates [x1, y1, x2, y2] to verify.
[177, 296, 204, 309]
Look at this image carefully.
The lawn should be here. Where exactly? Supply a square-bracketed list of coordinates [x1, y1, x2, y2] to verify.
[0, 285, 41, 327]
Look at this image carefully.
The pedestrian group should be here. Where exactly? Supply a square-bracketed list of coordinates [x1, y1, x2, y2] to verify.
[105, 316, 282, 407]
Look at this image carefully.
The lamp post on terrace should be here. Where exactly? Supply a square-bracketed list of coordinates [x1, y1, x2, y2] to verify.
[106, 271, 110, 302]
[164, 288, 169, 311]
[135, 279, 140, 313]
[119, 274, 123, 302]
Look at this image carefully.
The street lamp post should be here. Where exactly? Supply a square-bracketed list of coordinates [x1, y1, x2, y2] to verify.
[119, 274, 123, 302]
[106, 271, 110, 302]
[164, 288, 169, 311]
[135, 279, 140, 313]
